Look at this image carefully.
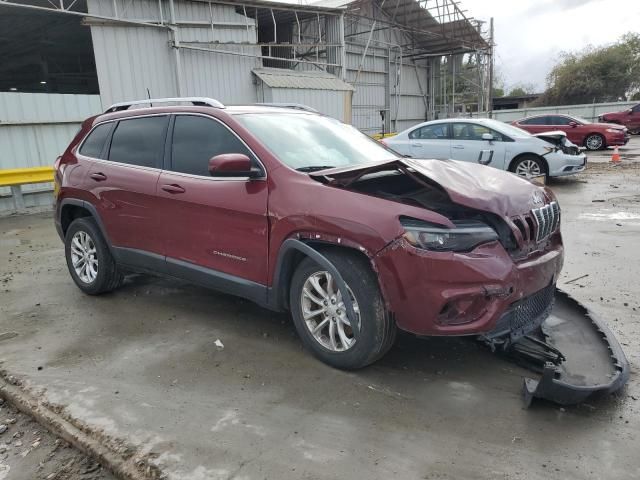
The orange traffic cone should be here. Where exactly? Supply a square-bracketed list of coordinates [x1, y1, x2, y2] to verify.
[611, 145, 621, 164]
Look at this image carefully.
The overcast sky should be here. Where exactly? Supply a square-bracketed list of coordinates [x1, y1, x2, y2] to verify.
[465, 0, 640, 93]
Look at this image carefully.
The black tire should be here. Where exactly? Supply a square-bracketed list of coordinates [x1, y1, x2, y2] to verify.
[289, 249, 396, 369]
[509, 155, 547, 178]
[584, 133, 605, 151]
[64, 217, 123, 295]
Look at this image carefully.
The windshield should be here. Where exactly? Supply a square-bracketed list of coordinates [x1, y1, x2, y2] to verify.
[234, 113, 398, 170]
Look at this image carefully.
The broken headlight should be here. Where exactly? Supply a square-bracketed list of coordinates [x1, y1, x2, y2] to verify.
[401, 218, 499, 252]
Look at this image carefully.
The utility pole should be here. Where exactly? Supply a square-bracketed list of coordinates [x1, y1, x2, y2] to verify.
[487, 17, 494, 118]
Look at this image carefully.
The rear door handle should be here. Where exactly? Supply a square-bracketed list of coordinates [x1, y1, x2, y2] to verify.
[161, 184, 186, 194]
[89, 172, 107, 181]
[452, 145, 464, 149]
[411, 143, 422, 148]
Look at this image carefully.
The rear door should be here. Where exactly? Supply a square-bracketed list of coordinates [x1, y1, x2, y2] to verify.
[401, 123, 451, 159]
[87, 115, 168, 257]
[517, 116, 550, 135]
[449, 123, 507, 170]
[158, 114, 269, 285]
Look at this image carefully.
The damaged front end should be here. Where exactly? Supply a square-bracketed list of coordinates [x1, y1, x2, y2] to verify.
[534, 130, 582, 156]
[310, 158, 629, 406]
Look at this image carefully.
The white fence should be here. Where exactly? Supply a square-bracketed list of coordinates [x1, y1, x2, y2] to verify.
[485, 101, 637, 123]
[0, 92, 102, 212]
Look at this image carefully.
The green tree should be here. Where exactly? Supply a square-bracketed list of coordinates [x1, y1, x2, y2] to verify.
[538, 33, 640, 106]
[508, 83, 536, 97]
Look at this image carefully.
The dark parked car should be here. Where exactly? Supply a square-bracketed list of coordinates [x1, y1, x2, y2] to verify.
[54, 97, 564, 369]
[512, 114, 629, 150]
[598, 103, 640, 134]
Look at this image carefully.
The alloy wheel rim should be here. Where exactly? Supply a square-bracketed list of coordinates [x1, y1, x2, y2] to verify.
[300, 271, 360, 352]
[586, 135, 602, 150]
[70, 231, 98, 284]
[515, 159, 541, 177]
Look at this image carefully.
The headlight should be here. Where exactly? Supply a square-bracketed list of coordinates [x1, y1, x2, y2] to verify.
[605, 128, 621, 133]
[401, 218, 499, 252]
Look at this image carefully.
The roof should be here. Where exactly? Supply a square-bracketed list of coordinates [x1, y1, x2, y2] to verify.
[252, 68, 355, 91]
[314, 0, 488, 54]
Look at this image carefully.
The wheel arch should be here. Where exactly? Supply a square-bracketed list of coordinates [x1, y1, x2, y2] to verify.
[58, 199, 113, 252]
[508, 153, 549, 175]
[269, 238, 375, 328]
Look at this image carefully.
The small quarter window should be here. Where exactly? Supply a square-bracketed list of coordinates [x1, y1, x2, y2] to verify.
[79, 123, 112, 158]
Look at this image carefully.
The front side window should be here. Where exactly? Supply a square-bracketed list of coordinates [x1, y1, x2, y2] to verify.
[79, 123, 112, 158]
[547, 116, 573, 126]
[409, 124, 449, 140]
[234, 113, 397, 171]
[108, 116, 168, 168]
[170, 115, 255, 176]
[452, 123, 503, 141]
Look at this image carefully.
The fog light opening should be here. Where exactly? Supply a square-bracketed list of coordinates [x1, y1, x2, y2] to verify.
[438, 296, 489, 326]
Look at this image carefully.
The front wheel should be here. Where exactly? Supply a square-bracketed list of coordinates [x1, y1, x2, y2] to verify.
[584, 133, 605, 151]
[510, 155, 546, 178]
[289, 250, 396, 369]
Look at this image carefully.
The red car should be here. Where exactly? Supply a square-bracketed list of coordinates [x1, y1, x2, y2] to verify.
[511, 114, 629, 150]
[598, 103, 640, 134]
[54, 97, 563, 369]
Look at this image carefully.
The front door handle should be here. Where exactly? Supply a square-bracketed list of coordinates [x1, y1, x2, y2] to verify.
[161, 184, 186, 194]
[452, 145, 464, 149]
[89, 172, 107, 181]
[411, 143, 422, 148]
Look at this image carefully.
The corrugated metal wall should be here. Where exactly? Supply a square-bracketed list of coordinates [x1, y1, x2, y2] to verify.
[87, 0, 259, 107]
[0, 93, 102, 211]
[268, 88, 349, 123]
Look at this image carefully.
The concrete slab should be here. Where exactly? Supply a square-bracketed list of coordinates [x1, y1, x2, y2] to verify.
[1, 139, 639, 479]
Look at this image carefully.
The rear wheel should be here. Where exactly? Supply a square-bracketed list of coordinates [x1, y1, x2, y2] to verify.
[510, 155, 546, 178]
[289, 250, 396, 369]
[584, 133, 605, 150]
[65, 217, 123, 295]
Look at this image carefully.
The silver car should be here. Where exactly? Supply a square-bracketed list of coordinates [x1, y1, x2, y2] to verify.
[383, 118, 587, 178]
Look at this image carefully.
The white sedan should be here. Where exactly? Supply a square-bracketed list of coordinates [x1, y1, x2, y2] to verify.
[382, 118, 587, 178]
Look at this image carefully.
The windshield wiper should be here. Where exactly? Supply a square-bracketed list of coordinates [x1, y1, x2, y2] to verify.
[296, 165, 337, 172]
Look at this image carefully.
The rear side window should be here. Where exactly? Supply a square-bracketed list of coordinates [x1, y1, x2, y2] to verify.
[170, 115, 254, 176]
[520, 116, 548, 125]
[452, 123, 504, 141]
[108, 116, 168, 168]
[547, 116, 572, 125]
[409, 123, 449, 140]
[79, 123, 112, 158]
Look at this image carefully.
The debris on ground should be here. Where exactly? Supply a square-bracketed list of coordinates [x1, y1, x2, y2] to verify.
[214, 338, 224, 350]
[0, 397, 116, 479]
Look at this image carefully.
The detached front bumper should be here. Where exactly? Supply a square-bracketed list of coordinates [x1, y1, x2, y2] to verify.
[546, 151, 587, 177]
[374, 237, 563, 336]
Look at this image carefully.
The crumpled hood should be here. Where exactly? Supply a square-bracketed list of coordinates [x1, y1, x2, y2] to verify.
[311, 158, 547, 218]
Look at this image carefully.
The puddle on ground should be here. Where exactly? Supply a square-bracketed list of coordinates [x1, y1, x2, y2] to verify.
[579, 210, 640, 224]
[0, 238, 29, 247]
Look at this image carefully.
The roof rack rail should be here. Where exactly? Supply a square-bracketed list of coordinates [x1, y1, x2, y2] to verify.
[254, 103, 318, 113]
[105, 97, 225, 113]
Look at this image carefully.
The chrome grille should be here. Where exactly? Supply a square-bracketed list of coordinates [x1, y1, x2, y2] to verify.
[532, 201, 560, 242]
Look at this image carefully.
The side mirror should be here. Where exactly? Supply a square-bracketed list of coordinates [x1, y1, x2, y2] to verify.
[627, 109, 633, 114]
[481, 133, 494, 141]
[208, 154, 260, 178]
[568, 121, 578, 127]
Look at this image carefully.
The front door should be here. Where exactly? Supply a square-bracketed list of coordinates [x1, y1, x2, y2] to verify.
[87, 115, 168, 257]
[546, 115, 583, 144]
[157, 114, 269, 286]
[450, 123, 507, 170]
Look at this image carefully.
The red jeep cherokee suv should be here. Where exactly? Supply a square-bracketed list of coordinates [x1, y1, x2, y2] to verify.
[54, 98, 564, 369]
[598, 103, 640, 135]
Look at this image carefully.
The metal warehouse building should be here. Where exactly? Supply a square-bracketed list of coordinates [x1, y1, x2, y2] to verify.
[0, 0, 490, 210]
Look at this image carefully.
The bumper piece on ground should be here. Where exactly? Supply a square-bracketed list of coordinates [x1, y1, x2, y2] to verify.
[515, 289, 630, 406]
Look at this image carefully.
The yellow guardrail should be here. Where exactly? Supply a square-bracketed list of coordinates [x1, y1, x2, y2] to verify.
[371, 132, 397, 140]
[0, 166, 55, 212]
[0, 166, 54, 187]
